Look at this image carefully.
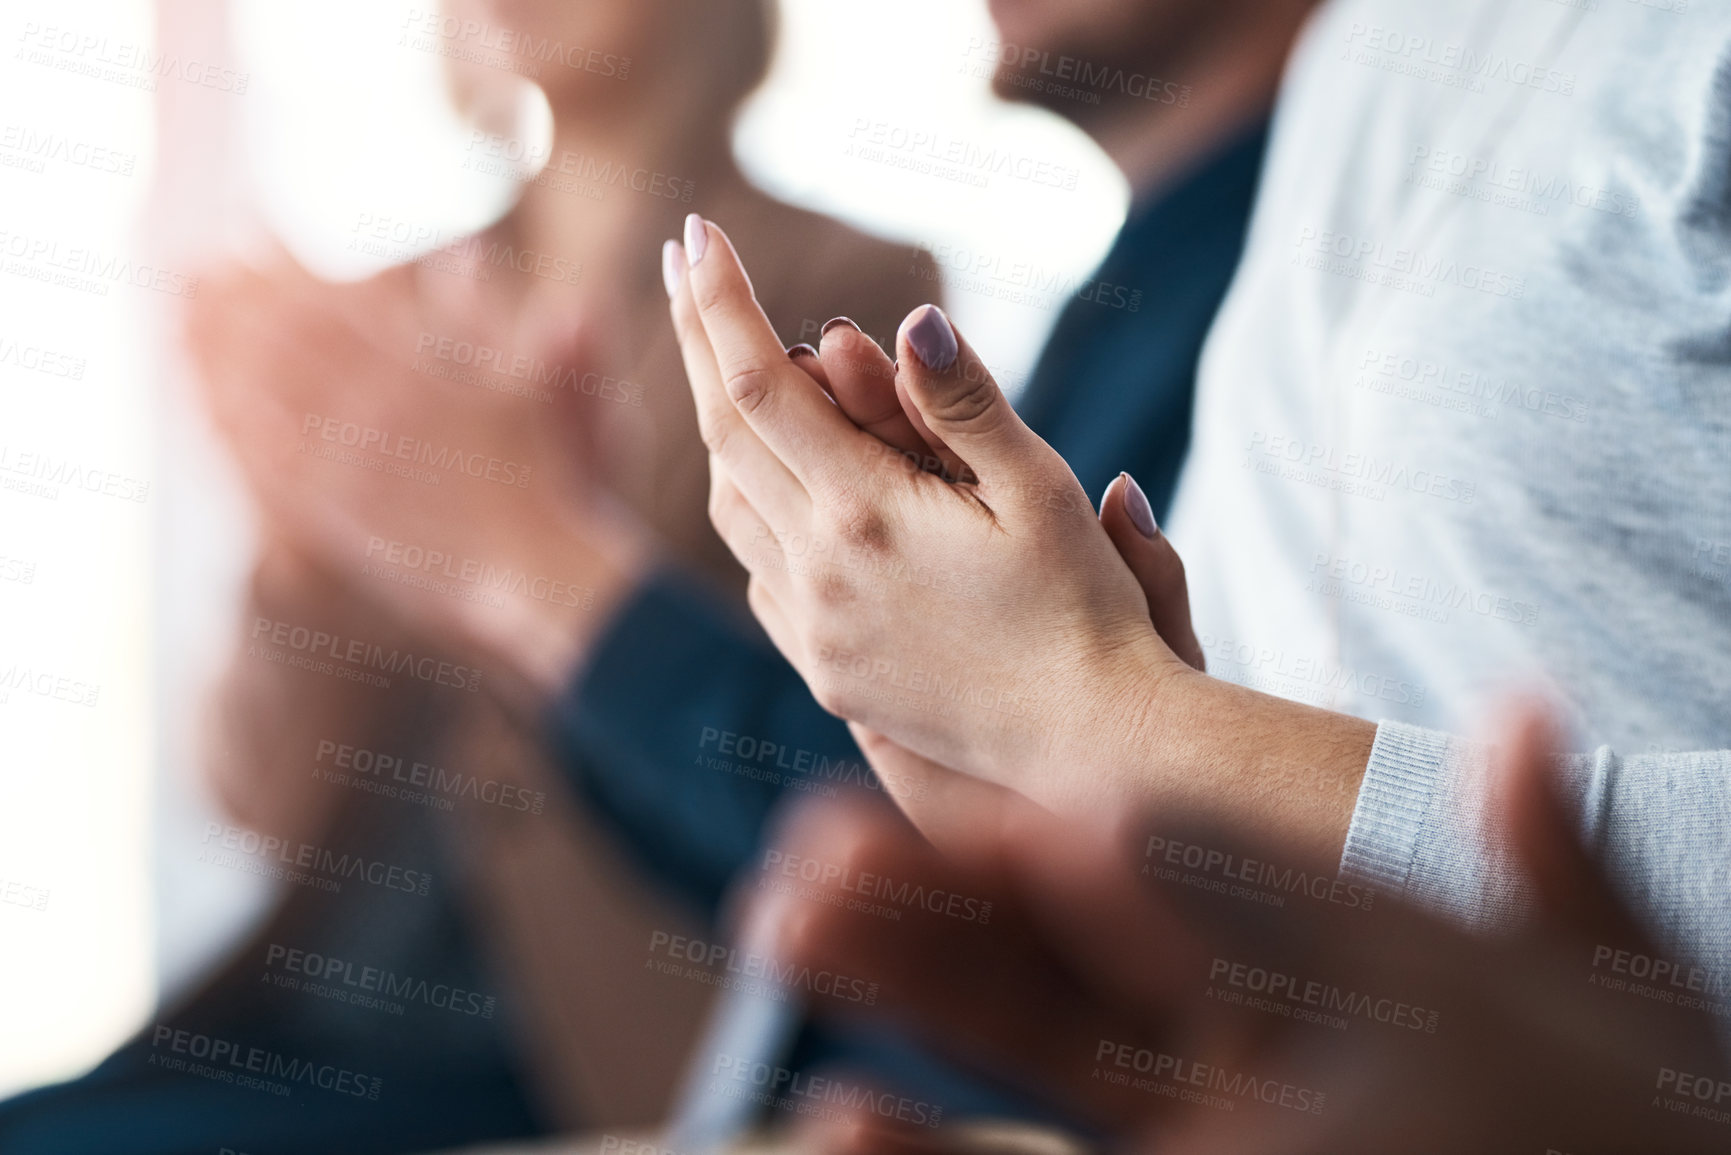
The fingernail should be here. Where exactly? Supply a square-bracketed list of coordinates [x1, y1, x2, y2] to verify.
[901, 304, 957, 371]
[1122, 472, 1158, 539]
[661, 239, 686, 298]
[683, 213, 708, 265]
[820, 316, 860, 337]
[786, 343, 818, 360]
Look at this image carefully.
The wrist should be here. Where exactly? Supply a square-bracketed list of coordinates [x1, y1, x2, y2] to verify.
[458, 509, 653, 705]
[1069, 638, 1376, 862]
[1057, 635, 1200, 815]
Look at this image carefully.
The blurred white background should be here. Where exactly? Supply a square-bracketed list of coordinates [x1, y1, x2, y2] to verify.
[0, 0, 1124, 1096]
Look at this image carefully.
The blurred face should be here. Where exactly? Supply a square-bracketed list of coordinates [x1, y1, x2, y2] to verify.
[984, 0, 1221, 118]
[440, 0, 672, 115]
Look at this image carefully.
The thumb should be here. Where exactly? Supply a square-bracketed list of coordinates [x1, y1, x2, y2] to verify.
[894, 304, 1050, 486]
[848, 722, 1029, 858]
[1497, 700, 1650, 950]
[1100, 472, 1205, 671]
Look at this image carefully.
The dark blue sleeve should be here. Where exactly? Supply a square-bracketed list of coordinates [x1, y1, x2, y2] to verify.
[546, 568, 865, 914]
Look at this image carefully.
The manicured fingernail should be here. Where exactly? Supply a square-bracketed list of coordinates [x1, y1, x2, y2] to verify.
[820, 316, 860, 337]
[901, 304, 957, 371]
[661, 239, 685, 298]
[1122, 472, 1158, 539]
[683, 213, 708, 265]
[787, 343, 818, 360]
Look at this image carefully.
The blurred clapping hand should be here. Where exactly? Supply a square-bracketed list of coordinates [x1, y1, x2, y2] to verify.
[186, 247, 650, 707]
[738, 708, 1730, 1155]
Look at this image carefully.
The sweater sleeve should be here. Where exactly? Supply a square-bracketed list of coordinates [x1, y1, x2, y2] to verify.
[1341, 721, 1731, 975]
[544, 567, 866, 914]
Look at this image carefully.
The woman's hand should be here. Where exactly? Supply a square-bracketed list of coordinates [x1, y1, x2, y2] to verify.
[666, 214, 1194, 816]
[668, 214, 1375, 857]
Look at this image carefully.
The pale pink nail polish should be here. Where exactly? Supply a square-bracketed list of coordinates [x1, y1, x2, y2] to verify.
[661, 239, 686, 298]
[1123, 472, 1158, 538]
[683, 213, 708, 265]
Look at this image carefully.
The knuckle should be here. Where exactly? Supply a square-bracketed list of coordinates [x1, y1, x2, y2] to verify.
[828, 495, 893, 554]
[930, 370, 1001, 428]
[705, 477, 735, 525]
[810, 678, 848, 718]
[724, 358, 783, 415]
[697, 412, 734, 458]
[810, 567, 856, 609]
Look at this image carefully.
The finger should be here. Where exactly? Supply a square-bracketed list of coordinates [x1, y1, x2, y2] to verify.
[754, 799, 1166, 1128]
[680, 215, 878, 491]
[746, 573, 805, 673]
[666, 237, 810, 525]
[793, 1111, 966, 1155]
[993, 803, 1205, 1026]
[708, 471, 791, 597]
[848, 723, 1029, 859]
[895, 374, 974, 485]
[816, 318, 945, 470]
[1496, 700, 1651, 950]
[893, 304, 1055, 488]
[1100, 472, 1205, 671]
[788, 343, 831, 394]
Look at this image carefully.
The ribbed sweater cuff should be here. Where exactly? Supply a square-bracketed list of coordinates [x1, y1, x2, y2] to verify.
[1338, 721, 1455, 894]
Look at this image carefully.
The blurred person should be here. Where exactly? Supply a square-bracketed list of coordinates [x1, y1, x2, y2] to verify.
[79, 0, 1323, 1142]
[740, 708, 1731, 1155]
[0, 0, 929, 1150]
[666, 0, 1731, 999]
[1, 0, 1327, 1144]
